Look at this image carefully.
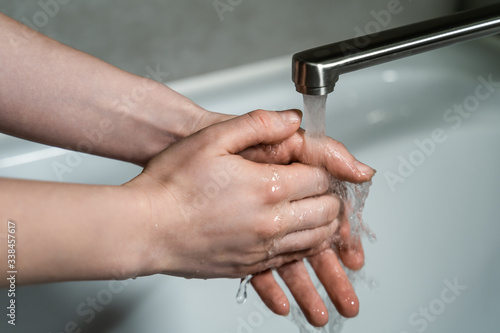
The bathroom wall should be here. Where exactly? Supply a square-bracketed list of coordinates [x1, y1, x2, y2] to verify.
[1, 0, 457, 82]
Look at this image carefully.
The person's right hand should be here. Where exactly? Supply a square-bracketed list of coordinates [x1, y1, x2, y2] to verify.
[127, 109, 343, 280]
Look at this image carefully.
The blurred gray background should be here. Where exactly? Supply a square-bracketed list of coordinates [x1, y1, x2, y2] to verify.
[0, 0, 492, 82]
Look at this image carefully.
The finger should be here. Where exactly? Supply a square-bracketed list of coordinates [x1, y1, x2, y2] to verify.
[336, 211, 365, 271]
[277, 260, 329, 327]
[276, 194, 340, 237]
[241, 129, 375, 183]
[204, 109, 302, 155]
[338, 237, 365, 271]
[244, 240, 328, 277]
[270, 218, 338, 257]
[262, 163, 330, 202]
[251, 270, 290, 316]
[308, 249, 359, 318]
[301, 134, 374, 183]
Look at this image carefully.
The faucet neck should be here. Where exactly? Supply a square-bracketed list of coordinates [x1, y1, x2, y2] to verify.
[292, 4, 500, 96]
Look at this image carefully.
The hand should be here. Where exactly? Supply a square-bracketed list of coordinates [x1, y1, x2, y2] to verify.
[128, 110, 345, 279]
[251, 216, 365, 326]
[243, 129, 374, 327]
[186, 111, 374, 325]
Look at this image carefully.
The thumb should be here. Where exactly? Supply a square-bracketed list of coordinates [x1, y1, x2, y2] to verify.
[208, 109, 302, 154]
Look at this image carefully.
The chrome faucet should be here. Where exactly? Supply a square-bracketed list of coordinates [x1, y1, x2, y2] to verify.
[292, 4, 500, 96]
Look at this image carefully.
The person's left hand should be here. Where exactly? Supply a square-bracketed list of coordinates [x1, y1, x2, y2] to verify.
[239, 128, 374, 327]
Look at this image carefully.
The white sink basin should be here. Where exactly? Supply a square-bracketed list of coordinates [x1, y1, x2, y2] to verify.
[1, 38, 499, 333]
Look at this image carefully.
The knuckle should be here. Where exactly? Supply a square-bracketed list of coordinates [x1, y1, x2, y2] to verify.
[263, 143, 286, 163]
[326, 136, 347, 152]
[256, 259, 274, 274]
[235, 254, 261, 276]
[314, 168, 330, 193]
[334, 140, 347, 151]
[312, 240, 332, 255]
[255, 220, 279, 240]
[262, 181, 285, 203]
[260, 166, 287, 203]
[247, 109, 272, 132]
[324, 195, 341, 222]
[324, 140, 348, 162]
[310, 226, 331, 248]
[244, 252, 276, 274]
[266, 256, 287, 270]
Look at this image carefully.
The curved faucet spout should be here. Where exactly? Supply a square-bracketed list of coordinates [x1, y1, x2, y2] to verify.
[292, 4, 500, 95]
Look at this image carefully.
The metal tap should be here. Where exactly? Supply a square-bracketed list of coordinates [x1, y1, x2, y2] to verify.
[292, 4, 500, 95]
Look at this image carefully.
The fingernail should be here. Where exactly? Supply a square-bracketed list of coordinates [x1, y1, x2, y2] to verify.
[354, 161, 376, 177]
[279, 110, 301, 124]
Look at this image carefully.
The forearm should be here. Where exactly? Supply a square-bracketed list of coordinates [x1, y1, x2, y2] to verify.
[0, 13, 212, 166]
[0, 178, 149, 286]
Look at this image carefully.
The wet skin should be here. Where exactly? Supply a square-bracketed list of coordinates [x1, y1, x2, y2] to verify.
[243, 127, 374, 327]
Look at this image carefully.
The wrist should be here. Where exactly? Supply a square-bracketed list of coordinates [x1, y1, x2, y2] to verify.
[126, 80, 215, 165]
[105, 183, 158, 280]
[118, 175, 178, 279]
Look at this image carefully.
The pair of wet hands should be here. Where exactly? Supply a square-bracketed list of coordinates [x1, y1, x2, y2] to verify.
[141, 109, 374, 328]
[237, 114, 374, 327]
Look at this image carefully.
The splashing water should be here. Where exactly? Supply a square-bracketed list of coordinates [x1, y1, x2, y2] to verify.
[289, 181, 373, 333]
[286, 94, 374, 332]
[235, 94, 374, 332]
[236, 275, 253, 304]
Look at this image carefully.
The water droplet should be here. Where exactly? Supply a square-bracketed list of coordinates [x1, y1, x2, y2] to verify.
[367, 231, 377, 243]
[369, 277, 379, 290]
[235, 275, 252, 304]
